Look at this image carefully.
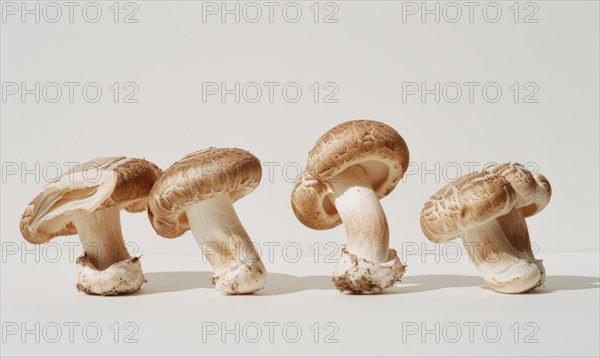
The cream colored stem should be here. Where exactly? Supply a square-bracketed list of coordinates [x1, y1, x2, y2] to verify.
[496, 208, 534, 257]
[328, 165, 389, 263]
[462, 218, 541, 293]
[71, 206, 131, 271]
[186, 194, 260, 275]
[496, 208, 545, 282]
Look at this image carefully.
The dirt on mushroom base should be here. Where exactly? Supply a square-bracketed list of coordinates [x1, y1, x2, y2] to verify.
[333, 275, 382, 294]
[332, 247, 406, 294]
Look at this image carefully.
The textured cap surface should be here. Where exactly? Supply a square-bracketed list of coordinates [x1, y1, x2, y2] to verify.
[20, 157, 163, 244]
[292, 120, 409, 230]
[420, 162, 551, 243]
[148, 148, 262, 238]
[487, 162, 552, 217]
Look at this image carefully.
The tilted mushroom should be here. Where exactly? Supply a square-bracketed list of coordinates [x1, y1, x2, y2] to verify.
[291, 120, 409, 294]
[20, 157, 163, 295]
[147, 148, 267, 295]
[420, 162, 552, 293]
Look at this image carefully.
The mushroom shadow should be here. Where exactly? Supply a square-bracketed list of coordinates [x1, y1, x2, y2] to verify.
[257, 273, 335, 296]
[135, 271, 214, 295]
[392, 274, 486, 294]
[393, 274, 599, 294]
[133, 271, 336, 296]
[524, 275, 599, 294]
[132, 272, 599, 296]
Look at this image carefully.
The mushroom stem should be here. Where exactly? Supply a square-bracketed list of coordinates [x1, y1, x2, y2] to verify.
[71, 206, 131, 271]
[496, 208, 545, 282]
[186, 194, 261, 275]
[328, 166, 389, 263]
[496, 208, 534, 256]
[462, 218, 541, 293]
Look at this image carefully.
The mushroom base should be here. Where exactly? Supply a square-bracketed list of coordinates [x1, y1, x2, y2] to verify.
[333, 246, 405, 294]
[76, 254, 146, 295]
[479, 258, 542, 294]
[461, 220, 543, 294]
[212, 260, 267, 295]
[496, 207, 546, 289]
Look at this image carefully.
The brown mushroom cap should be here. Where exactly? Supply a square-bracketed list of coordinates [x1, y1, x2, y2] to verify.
[488, 162, 552, 217]
[521, 173, 552, 217]
[20, 157, 163, 244]
[147, 148, 262, 238]
[291, 170, 338, 230]
[291, 120, 409, 230]
[420, 162, 552, 243]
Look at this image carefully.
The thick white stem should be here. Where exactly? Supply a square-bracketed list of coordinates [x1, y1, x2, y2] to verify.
[71, 206, 130, 271]
[328, 165, 389, 263]
[462, 219, 541, 293]
[186, 194, 260, 275]
[496, 208, 545, 284]
[496, 208, 534, 257]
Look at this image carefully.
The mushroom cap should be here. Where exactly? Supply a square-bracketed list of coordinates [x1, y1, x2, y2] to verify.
[20, 157, 163, 244]
[487, 163, 552, 217]
[420, 162, 551, 243]
[148, 148, 262, 238]
[291, 120, 409, 230]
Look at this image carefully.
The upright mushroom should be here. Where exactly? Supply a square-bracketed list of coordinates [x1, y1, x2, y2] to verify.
[420, 162, 551, 293]
[20, 157, 163, 295]
[147, 148, 266, 295]
[291, 120, 409, 294]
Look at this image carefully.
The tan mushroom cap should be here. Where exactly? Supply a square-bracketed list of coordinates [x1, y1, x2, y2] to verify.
[291, 120, 409, 230]
[148, 148, 262, 238]
[20, 157, 163, 244]
[487, 162, 552, 217]
[420, 162, 552, 243]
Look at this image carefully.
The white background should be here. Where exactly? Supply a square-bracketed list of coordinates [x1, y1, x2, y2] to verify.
[1, 1, 599, 356]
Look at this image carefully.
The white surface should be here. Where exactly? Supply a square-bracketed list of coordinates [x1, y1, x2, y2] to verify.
[1, 252, 599, 356]
[1, 1, 599, 356]
[1, 0, 599, 254]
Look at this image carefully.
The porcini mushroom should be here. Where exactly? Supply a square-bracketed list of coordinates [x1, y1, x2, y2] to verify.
[20, 157, 163, 295]
[291, 120, 408, 294]
[147, 148, 266, 295]
[420, 162, 551, 293]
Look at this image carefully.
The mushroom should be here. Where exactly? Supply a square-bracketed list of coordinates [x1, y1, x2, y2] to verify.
[420, 162, 551, 293]
[147, 148, 266, 295]
[291, 120, 409, 294]
[20, 157, 163, 295]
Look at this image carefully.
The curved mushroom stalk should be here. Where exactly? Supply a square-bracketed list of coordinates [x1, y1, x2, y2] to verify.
[328, 166, 405, 294]
[186, 194, 266, 295]
[329, 166, 389, 262]
[461, 218, 542, 294]
[147, 148, 266, 295]
[291, 120, 410, 295]
[496, 208, 545, 286]
[70, 206, 147, 295]
[420, 162, 550, 294]
[20, 157, 162, 296]
[71, 206, 131, 271]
